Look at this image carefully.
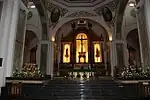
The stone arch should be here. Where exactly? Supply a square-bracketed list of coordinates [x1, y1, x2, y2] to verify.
[126, 29, 141, 66]
[24, 30, 39, 63]
[124, 23, 138, 39]
[25, 30, 39, 45]
[50, 17, 111, 39]
[126, 29, 139, 48]
[54, 18, 109, 43]
[26, 24, 40, 40]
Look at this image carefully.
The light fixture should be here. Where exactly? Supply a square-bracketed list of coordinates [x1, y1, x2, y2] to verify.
[30, 5, 35, 8]
[109, 35, 112, 41]
[129, 1, 136, 7]
[51, 37, 55, 42]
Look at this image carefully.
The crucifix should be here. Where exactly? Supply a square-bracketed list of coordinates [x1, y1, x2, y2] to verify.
[80, 35, 84, 52]
[78, 35, 86, 63]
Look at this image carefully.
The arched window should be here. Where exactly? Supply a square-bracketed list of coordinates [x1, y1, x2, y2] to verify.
[76, 33, 88, 63]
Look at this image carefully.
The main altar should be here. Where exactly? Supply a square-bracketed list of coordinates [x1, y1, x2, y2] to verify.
[56, 22, 110, 77]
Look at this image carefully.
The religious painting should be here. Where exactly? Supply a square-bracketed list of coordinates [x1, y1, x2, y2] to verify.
[63, 43, 71, 63]
[76, 33, 88, 63]
[50, 7, 61, 23]
[93, 42, 102, 63]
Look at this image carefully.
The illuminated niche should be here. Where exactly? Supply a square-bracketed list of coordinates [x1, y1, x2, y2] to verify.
[63, 43, 71, 63]
[76, 33, 88, 63]
[94, 42, 102, 63]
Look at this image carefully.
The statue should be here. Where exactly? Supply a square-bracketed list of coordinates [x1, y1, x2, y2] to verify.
[65, 48, 69, 58]
[96, 48, 100, 57]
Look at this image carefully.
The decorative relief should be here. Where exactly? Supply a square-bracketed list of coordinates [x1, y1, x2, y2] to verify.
[66, 11, 97, 18]
[94, 0, 118, 15]
[94, 0, 118, 26]
[46, 2, 68, 17]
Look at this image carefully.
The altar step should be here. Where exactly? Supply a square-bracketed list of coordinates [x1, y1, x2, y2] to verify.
[1, 78, 140, 100]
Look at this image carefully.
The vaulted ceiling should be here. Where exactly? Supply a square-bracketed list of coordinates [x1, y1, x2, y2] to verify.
[48, 0, 116, 8]
[53, 0, 107, 7]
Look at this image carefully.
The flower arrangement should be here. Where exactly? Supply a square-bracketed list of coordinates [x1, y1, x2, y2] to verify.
[12, 63, 43, 79]
[119, 65, 150, 80]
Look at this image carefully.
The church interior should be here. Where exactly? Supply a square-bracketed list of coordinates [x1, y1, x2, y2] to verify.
[0, 0, 150, 99]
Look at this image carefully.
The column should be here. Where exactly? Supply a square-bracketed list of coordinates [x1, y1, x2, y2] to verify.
[47, 41, 54, 77]
[144, 0, 150, 67]
[123, 41, 129, 67]
[111, 39, 126, 77]
[145, 0, 150, 45]
[0, 0, 13, 93]
[5, 0, 20, 77]
[115, 41, 125, 70]
[20, 11, 28, 71]
[0, 0, 19, 89]
[40, 41, 49, 75]
[110, 41, 117, 77]
[13, 9, 28, 71]
[136, 0, 150, 67]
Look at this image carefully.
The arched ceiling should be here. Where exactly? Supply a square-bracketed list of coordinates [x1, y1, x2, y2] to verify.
[126, 29, 139, 48]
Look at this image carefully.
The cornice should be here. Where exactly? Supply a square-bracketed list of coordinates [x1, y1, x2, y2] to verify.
[66, 11, 97, 18]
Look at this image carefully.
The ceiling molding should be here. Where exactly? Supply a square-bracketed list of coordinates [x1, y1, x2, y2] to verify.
[66, 11, 97, 18]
